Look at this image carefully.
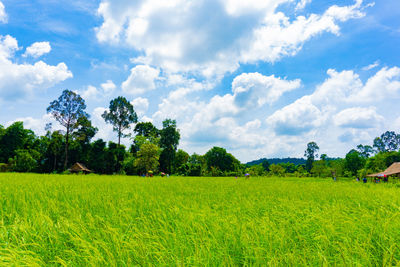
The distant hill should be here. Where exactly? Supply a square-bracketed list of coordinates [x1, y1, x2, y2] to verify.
[246, 158, 306, 166]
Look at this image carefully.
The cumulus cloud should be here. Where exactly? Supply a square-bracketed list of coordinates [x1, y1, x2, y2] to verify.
[232, 72, 301, 107]
[23, 42, 51, 58]
[0, 35, 72, 100]
[80, 85, 99, 100]
[6, 114, 60, 136]
[267, 96, 325, 135]
[295, 0, 312, 10]
[122, 65, 160, 95]
[131, 97, 149, 117]
[78, 79, 117, 101]
[0, 1, 7, 23]
[333, 107, 384, 129]
[267, 67, 400, 142]
[91, 107, 115, 142]
[96, 0, 366, 78]
[101, 80, 116, 94]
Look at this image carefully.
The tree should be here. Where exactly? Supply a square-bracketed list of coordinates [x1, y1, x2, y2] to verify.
[373, 137, 385, 153]
[9, 149, 40, 172]
[135, 143, 160, 174]
[204, 146, 240, 173]
[173, 149, 189, 174]
[47, 130, 64, 172]
[47, 90, 89, 169]
[344, 150, 366, 177]
[304, 142, 319, 172]
[381, 131, 400, 152]
[134, 122, 159, 138]
[356, 144, 374, 158]
[0, 122, 36, 163]
[269, 164, 285, 177]
[132, 122, 160, 153]
[102, 96, 138, 146]
[159, 119, 180, 173]
[373, 131, 400, 153]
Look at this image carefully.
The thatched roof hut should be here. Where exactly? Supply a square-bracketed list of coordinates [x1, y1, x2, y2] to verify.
[69, 163, 92, 174]
[367, 162, 400, 178]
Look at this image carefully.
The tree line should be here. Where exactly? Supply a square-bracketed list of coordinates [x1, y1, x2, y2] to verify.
[1, 89, 399, 177]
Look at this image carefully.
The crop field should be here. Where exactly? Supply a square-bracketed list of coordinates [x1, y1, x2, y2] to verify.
[0, 174, 400, 266]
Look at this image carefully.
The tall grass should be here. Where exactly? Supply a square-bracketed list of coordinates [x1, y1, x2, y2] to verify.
[0, 173, 399, 265]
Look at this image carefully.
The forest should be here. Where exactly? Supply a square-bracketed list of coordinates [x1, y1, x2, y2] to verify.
[1, 89, 400, 178]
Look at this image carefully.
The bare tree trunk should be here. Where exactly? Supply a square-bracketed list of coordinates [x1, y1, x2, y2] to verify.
[64, 127, 69, 170]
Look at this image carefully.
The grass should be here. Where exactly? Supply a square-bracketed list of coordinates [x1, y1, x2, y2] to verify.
[0, 173, 400, 266]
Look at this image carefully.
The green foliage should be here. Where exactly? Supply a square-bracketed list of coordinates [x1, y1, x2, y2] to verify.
[269, 164, 285, 176]
[0, 122, 36, 163]
[304, 142, 319, 172]
[47, 90, 89, 169]
[9, 149, 40, 172]
[134, 143, 160, 173]
[344, 150, 366, 177]
[159, 119, 180, 174]
[204, 146, 240, 173]
[245, 164, 265, 176]
[0, 163, 9, 172]
[173, 149, 189, 174]
[102, 96, 138, 146]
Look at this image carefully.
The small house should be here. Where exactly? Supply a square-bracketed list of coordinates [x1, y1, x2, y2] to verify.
[68, 163, 92, 174]
[367, 162, 400, 178]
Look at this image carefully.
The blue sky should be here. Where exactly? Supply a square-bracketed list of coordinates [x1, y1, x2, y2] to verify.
[0, 0, 399, 162]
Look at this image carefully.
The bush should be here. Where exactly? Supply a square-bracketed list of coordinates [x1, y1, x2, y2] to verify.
[0, 163, 9, 172]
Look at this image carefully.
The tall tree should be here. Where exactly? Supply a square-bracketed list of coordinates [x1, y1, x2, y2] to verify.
[356, 144, 374, 158]
[102, 96, 138, 146]
[304, 141, 319, 172]
[159, 119, 180, 174]
[47, 90, 89, 169]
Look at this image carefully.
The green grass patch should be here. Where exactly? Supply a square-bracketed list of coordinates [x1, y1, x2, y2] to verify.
[0, 173, 399, 265]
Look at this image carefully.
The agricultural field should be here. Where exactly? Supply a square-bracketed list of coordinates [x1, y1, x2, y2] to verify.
[0, 174, 400, 266]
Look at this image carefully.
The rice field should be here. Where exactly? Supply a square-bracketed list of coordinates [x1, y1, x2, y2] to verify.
[0, 173, 400, 266]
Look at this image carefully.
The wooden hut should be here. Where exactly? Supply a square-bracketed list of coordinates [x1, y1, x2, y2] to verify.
[68, 163, 92, 174]
[367, 162, 400, 178]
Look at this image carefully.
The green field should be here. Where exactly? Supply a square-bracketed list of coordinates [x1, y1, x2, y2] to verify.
[1, 174, 400, 266]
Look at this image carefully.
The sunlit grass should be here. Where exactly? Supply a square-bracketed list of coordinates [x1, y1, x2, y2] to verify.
[0, 173, 399, 265]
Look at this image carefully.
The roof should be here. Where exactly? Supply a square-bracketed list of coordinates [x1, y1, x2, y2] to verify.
[367, 162, 400, 177]
[69, 162, 92, 173]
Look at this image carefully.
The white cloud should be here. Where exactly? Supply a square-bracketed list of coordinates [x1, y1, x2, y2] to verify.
[122, 65, 160, 95]
[232, 72, 301, 107]
[80, 85, 99, 100]
[266, 66, 400, 155]
[350, 67, 400, 102]
[333, 107, 384, 129]
[362, 60, 380, 71]
[92, 107, 115, 142]
[23, 42, 51, 58]
[0, 35, 72, 100]
[0, 1, 7, 23]
[267, 96, 325, 135]
[0, 35, 18, 59]
[96, 0, 366, 78]
[101, 80, 116, 94]
[295, 0, 312, 10]
[6, 114, 60, 136]
[131, 97, 149, 117]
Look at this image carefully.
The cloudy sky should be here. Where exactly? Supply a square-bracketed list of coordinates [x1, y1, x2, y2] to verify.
[0, 0, 399, 162]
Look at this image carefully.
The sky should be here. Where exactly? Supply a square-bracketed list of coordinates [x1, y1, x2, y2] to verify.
[0, 0, 399, 162]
